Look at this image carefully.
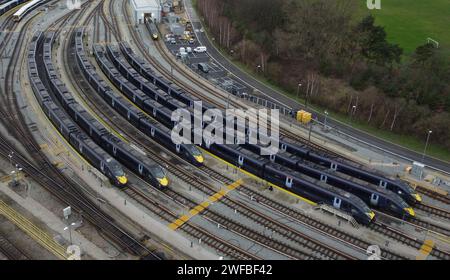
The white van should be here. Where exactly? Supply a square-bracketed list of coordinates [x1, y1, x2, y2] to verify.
[193, 46, 207, 53]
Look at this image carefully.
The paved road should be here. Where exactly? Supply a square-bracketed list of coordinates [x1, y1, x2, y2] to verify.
[184, 0, 449, 174]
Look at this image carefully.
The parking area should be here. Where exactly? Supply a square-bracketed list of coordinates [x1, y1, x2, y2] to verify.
[162, 20, 251, 96]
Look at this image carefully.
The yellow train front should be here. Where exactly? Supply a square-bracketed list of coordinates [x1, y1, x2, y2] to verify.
[149, 165, 169, 189]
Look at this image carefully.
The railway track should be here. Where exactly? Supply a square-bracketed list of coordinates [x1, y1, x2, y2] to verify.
[0, 199, 66, 259]
[0, 232, 29, 260]
[372, 214, 450, 260]
[415, 203, 450, 221]
[416, 186, 450, 205]
[124, 185, 260, 260]
[0, 0, 162, 260]
[53, 1, 263, 260]
[125, 0, 450, 239]
[116, 0, 341, 159]
[58, 2, 359, 260]
[101, 0, 445, 260]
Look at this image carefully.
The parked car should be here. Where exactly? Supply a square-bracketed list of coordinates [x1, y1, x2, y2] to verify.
[198, 63, 209, 73]
[194, 46, 207, 53]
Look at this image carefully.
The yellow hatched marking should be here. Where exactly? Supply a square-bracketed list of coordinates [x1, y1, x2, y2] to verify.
[168, 179, 243, 230]
[416, 239, 434, 260]
[0, 200, 67, 260]
[200, 148, 317, 205]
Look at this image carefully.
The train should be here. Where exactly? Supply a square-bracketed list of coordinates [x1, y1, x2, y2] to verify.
[28, 31, 127, 187]
[0, 0, 26, 17]
[39, 32, 170, 189]
[116, 41, 421, 206]
[91, 42, 376, 224]
[74, 28, 204, 167]
[205, 140, 375, 224]
[244, 141, 415, 218]
[279, 141, 422, 205]
[12, 0, 47, 21]
[144, 16, 158, 40]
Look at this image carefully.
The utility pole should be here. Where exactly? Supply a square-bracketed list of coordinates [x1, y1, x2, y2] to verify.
[422, 130, 432, 161]
[296, 83, 302, 100]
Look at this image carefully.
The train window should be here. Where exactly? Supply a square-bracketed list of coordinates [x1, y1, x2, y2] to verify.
[153, 108, 157, 117]
[281, 143, 287, 151]
[113, 146, 117, 155]
[127, 111, 131, 120]
[379, 181, 387, 188]
[151, 127, 155, 137]
[238, 156, 244, 166]
[285, 177, 293, 188]
[176, 144, 181, 153]
[270, 155, 276, 162]
[138, 164, 144, 175]
[320, 174, 327, 182]
[188, 145, 202, 156]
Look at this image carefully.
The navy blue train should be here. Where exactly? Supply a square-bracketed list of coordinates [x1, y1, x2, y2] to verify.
[205, 140, 375, 224]
[28, 32, 127, 187]
[117, 41, 420, 206]
[74, 28, 204, 167]
[244, 141, 415, 219]
[92, 43, 375, 224]
[39, 32, 169, 189]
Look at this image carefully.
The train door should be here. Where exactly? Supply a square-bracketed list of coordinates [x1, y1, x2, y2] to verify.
[285, 177, 293, 188]
[238, 155, 244, 166]
[370, 193, 379, 206]
[333, 197, 342, 209]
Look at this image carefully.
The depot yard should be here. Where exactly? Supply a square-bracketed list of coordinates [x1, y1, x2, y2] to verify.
[360, 0, 450, 55]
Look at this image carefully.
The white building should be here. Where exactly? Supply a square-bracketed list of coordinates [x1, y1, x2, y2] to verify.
[130, 0, 161, 25]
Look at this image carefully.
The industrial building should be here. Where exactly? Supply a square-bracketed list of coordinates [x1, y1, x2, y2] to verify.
[130, 0, 161, 25]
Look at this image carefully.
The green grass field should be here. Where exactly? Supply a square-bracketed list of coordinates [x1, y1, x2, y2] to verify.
[358, 0, 450, 55]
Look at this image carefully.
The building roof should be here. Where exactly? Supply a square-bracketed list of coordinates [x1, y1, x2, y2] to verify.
[132, 0, 159, 10]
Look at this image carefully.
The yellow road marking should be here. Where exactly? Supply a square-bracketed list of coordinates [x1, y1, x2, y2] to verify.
[168, 179, 243, 230]
[416, 239, 434, 260]
[200, 148, 317, 206]
[0, 200, 67, 260]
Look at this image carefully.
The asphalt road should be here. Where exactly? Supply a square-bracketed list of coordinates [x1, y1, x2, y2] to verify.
[184, 0, 449, 174]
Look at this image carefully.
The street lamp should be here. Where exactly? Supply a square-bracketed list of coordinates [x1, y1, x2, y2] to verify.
[324, 110, 329, 129]
[64, 223, 76, 245]
[350, 105, 357, 123]
[422, 130, 432, 161]
[8, 152, 13, 166]
[296, 83, 302, 100]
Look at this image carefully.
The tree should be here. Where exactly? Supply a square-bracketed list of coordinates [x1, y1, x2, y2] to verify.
[356, 15, 403, 66]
